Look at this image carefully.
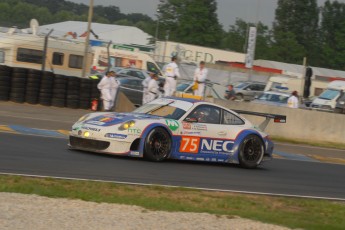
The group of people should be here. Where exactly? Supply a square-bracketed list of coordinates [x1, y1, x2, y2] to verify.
[97, 57, 299, 111]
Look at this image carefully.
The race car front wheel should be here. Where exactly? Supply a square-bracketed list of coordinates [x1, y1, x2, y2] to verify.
[144, 127, 172, 162]
[239, 135, 264, 169]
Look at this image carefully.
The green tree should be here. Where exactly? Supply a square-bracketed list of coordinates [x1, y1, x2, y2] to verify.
[157, 0, 223, 47]
[270, 31, 306, 63]
[273, 0, 319, 65]
[221, 19, 273, 60]
[320, 0, 345, 70]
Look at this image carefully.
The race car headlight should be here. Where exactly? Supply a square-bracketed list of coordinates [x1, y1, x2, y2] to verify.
[118, 120, 136, 130]
[83, 131, 90, 137]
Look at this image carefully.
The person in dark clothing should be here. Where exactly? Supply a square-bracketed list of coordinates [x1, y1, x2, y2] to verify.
[224, 84, 236, 100]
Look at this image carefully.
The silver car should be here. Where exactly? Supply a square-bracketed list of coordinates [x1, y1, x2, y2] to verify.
[233, 81, 266, 101]
[252, 91, 290, 107]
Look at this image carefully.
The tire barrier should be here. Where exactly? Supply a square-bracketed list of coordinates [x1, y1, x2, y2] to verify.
[10, 67, 28, 103]
[79, 78, 93, 110]
[39, 71, 54, 106]
[0, 65, 102, 110]
[25, 69, 42, 104]
[0, 65, 12, 101]
[52, 74, 67, 108]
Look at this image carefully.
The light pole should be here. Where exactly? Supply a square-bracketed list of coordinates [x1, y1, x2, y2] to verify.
[81, 0, 94, 78]
[154, 9, 160, 62]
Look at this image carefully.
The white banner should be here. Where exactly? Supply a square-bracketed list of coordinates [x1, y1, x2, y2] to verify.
[245, 27, 257, 69]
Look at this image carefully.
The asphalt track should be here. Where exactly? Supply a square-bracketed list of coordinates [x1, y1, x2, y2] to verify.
[0, 131, 345, 200]
[1, 101, 345, 200]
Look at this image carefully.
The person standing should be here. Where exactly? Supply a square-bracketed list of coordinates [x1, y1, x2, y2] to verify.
[97, 71, 119, 111]
[164, 56, 180, 97]
[142, 72, 153, 104]
[224, 84, 236, 100]
[147, 73, 160, 103]
[287, 90, 299, 108]
[193, 61, 208, 97]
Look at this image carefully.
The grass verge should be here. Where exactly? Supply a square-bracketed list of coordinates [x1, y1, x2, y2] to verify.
[0, 175, 344, 230]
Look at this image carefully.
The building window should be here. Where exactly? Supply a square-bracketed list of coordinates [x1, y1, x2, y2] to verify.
[69, 54, 83, 69]
[16, 48, 43, 64]
[52, 52, 64, 66]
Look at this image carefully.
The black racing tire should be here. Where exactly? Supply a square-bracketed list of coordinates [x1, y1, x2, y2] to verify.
[0, 75, 10, 81]
[51, 98, 65, 107]
[12, 67, 27, 74]
[66, 100, 79, 109]
[238, 134, 265, 169]
[39, 97, 52, 106]
[0, 65, 12, 72]
[0, 94, 9, 101]
[10, 96, 25, 103]
[144, 127, 171, 162]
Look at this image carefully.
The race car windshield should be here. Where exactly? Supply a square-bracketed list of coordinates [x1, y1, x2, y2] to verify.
[133, 103, 186, 120]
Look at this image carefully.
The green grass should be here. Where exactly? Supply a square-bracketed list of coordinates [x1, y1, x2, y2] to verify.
[272, 136, 345, 150]
[0, 175, 344, 230]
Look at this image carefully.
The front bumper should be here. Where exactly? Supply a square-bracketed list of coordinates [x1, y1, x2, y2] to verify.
[69, 134, 134, 155]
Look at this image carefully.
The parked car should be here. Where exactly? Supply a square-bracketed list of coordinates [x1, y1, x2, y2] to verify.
[252, 91, 290, 107]
[175, 79, 227, 100]
[117, 77, 144, 107]
[334, 91, 345, 114]
[111, 67, 158, 80]
[310, 81, 345, 112]
[233, 81, 266, 101]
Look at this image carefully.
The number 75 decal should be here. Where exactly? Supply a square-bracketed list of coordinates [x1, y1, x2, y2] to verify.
[179, 137, 200, 153]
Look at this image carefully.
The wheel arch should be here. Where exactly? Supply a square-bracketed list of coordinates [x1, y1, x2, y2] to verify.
[232, 130, 266, 161]
[137, 123, 174, 157]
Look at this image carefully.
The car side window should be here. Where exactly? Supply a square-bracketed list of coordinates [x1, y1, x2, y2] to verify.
[222, 110, 245, 125]
[258, 84, 265, 91]
[185, 105, 220, 124]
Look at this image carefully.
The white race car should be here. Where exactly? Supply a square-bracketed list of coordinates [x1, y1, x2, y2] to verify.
[69, 97, 286, 168]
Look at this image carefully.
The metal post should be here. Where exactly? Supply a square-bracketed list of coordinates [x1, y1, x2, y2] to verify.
[81, 0, 94, 78]
[154, 9, 160, 62]
[301, 57, 307, 101]
[41, 29, 54, 72]
[107, 40, 112, 72]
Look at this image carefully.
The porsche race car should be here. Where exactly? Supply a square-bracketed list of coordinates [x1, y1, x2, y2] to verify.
[69, 97, 286, 168]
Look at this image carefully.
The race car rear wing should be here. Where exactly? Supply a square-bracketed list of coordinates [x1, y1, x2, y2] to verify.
[233, 110, 286, 131]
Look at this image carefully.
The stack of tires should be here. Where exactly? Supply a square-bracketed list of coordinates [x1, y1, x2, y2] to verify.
[39, 71, 54, 106]
[0, 65, 12, 101]
[52, 74, 67, 107]
[10, 67, 28, 103]
[66, 76, 80, 109]
[79, 78, 92, 109]
[25, 69, 42, 104]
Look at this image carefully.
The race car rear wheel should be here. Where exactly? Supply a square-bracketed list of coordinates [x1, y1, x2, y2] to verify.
[144, 127, 171, 162]
[239, 135, 264, 169]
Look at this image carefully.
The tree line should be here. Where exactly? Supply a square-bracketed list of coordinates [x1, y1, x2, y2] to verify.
[0, 0, 344, 70]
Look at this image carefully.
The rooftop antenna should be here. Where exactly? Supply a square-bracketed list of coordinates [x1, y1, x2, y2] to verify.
[30, 19, 39, 36]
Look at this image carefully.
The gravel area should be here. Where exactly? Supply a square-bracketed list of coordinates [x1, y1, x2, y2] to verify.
[0, 192, 292, 230]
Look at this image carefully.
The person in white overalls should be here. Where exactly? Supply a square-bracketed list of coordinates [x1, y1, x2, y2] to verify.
[147, 73, 160, 103]
[193, 61, 208, 97]
[97, 71, 120, 111]
[164, 56, 180, 97]
[142, 72, 154, 104]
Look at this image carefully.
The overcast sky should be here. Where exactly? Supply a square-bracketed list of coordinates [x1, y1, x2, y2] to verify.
[70, 0, 344, 29]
